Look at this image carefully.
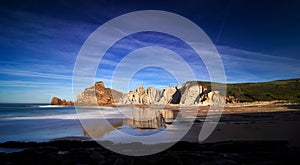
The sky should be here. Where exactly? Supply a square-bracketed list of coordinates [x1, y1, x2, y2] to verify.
[0, 0, 300, 103]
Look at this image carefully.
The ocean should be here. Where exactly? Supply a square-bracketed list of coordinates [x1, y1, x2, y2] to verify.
[0, 103, 182, 144]
[0, 103, 83, 142]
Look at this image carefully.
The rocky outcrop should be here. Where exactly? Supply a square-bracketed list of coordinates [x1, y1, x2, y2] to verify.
[180, 82, 207, 105]
[204, 91, 226, 105]
[76, 81, 123, 106]
[120, 86, 163, 104]
[226, 95, 239, 103]
[159, 86, 177, 104]
[50, 97, 74, 106]
[119, 82, 227, 106]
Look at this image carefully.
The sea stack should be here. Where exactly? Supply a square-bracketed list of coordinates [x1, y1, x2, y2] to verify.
[76, 81, 123, 106]
[50, 97, 74, 106]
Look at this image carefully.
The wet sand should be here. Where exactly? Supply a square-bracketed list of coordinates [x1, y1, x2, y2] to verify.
[184, 110, 300, 146]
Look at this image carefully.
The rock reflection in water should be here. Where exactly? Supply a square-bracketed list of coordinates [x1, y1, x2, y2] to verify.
[123, 109, 178, 130]
[83, 108, 178, 138]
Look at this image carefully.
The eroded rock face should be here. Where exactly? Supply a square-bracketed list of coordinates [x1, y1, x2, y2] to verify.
[180, 82, 205, 105]
[119, 82, 226, 106]
[203, 91, 226, 105]
[120, 86, 163, 105]
[76, 81, 123, 106]
[226, 95, 239, 103]
[52, 81, 233, 107]
[158, 86, 177, 104]
[50, 97, 74, 106]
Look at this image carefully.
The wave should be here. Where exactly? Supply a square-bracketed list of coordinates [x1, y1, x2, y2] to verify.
[2, 109, 129, 120]
[38, 105, 67, 108]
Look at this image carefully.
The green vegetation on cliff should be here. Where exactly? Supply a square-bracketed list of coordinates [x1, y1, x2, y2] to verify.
[189, 78, 300, 102]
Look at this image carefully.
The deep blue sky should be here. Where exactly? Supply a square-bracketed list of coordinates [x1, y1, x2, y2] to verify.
[0, 0, 299, 103]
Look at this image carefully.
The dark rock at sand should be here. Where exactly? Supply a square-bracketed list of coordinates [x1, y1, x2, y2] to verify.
[0, 140, 299, 165]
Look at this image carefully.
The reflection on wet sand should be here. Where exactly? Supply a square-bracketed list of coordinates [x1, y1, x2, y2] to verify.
[83, 108, 178, 138]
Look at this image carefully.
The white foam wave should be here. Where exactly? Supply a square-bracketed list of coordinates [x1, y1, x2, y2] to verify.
[38, 105, 67, 108]
[3, 109, 129, 120]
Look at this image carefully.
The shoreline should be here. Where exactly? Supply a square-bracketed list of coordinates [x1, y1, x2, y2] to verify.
[108, 100, 300, 115]
[1, 103, 300, 164]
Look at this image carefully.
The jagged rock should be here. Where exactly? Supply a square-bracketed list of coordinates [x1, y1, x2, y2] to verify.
[147, 86, 162, 103]
[226, 95, 239, 103]
[120, 86, 163, 104]
[203, 91, 226, 105]
[179, 82, 211, 105]
[76, 81, 123, 106]
[119, 82, 226, 106]
[180, 82, 202, 105]
[50, 97, 74, 106]
[75, 81, 227, 106]
[159, 86, 177, 104]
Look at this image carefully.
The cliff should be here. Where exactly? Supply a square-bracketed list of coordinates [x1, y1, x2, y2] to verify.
[119, 81, 228, 106]
[52, 78, 300, 106]
[76, 81, 123, 106]
[191, 78, 300, 102]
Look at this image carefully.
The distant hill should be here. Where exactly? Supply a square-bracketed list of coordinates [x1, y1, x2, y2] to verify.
[189, 78, 300, 102]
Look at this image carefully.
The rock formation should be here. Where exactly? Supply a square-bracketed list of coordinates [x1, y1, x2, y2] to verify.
[50, 97, 74, 106]
[52, 81, 234, 106]
[76, 81, 123, 106]
[120, 86, 163, 104]
[204, 91, 226, 105]
[119, 81, 227, 106]
[180, 82, 207, 105]
[226, 95, 239, 103]
[159, 86, 177, 104]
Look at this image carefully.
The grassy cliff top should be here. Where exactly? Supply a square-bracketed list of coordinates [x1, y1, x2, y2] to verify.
[187, 78, 300, 102]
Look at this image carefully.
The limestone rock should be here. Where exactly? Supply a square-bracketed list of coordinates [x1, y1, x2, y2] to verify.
[180, 82, 211, 105]
[119, 82, 226, 106]
[226, 95, 239, 103]
[204, 91, 226, 105]
[159, 86, 177, 104]
[180, 82, 201, 105]
[146, 86, 162, 103]
[120, 86, 163, 104]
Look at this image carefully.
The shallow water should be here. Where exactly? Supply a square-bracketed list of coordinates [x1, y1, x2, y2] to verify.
[0, 104, 182, 143]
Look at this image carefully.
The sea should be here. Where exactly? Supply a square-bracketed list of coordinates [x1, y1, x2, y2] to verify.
[0, 103, 185, 144]
[0, 103, 84, 142]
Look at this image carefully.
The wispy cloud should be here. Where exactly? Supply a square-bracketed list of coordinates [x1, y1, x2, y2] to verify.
[0, 68, 72, 80]
[0, 80, 60, 87]
[217, 45, 300, 82]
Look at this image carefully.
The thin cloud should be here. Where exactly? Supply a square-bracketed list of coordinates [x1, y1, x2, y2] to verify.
[218, 45, 300, 82]
[0, 68, 72, 80]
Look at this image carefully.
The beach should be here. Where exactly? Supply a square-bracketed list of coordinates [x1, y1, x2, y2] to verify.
[0, 103, 300, 164]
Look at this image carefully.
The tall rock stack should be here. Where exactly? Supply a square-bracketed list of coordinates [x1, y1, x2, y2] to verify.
[76, 81, 123, 106]
[50, 97, 74, 106]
